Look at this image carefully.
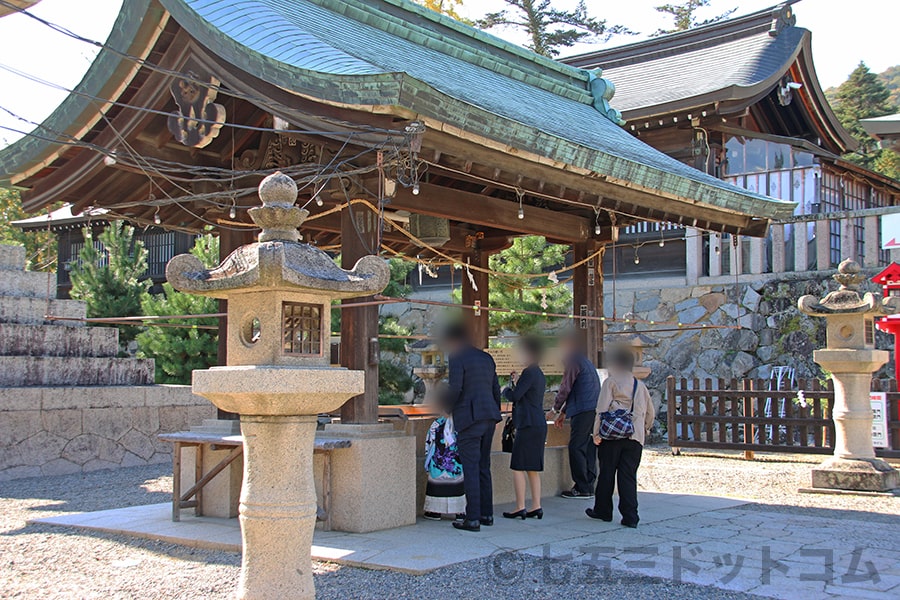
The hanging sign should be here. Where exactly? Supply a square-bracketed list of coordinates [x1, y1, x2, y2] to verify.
[870, 391, 889, 448]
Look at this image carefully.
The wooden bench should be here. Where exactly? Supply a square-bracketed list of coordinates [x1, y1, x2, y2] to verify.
[158, 432, 351, 530]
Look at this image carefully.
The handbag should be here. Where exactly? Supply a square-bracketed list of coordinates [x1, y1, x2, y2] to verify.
[597, 377, 638, 441]
[501, 416, 516, 453]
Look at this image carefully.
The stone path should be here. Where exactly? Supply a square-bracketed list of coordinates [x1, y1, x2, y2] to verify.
[33, 490, 899, 599]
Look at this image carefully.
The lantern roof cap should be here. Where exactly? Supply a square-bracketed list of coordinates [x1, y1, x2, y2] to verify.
[166, 171, 389, 299]
[799, 259, 900, 317]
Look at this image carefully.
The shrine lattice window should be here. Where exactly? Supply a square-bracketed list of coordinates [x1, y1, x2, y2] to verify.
[282, 302, 322, 355]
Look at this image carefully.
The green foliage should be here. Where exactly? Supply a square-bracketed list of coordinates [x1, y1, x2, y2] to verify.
[379, 360, 414, 405]
[69, 221, 150, 345]
[831, 62, 898, 174]
[136, 235, 219, 384]
[378, 315, 415, 404]
[416, 0, 466, 21]
[454, 236, 572, 335]
[383, 257, 415, 298]
[652, 0, 736, 35]
[0, 189, 57, 271]
[879, 64, 900, 107]
[475, 0, 633, 57]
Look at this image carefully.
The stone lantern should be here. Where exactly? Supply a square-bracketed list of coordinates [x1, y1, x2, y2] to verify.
[406, 339, 446, 404]
[798, 259, 899, 492]
[609, 314, 657, 380]
[166, 172, 389, 600]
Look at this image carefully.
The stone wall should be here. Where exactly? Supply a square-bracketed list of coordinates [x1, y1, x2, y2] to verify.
[0, 244, 216, 481]
[607, 271, 895, 412]
[0, 385, 215, 481]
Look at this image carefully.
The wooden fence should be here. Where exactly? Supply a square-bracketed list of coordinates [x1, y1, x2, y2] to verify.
[666, 377, 900, 459]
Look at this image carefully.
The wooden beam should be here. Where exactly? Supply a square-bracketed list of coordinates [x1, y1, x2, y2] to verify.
[340, 208, 380, 424]
[420, 130, 768, 236]
[388, 182, 590, 241]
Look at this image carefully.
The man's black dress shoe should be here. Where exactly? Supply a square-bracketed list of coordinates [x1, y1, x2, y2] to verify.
[480, 516, 494, 526]
[452, 519, 481, 532]
[585, 508, 612, 521]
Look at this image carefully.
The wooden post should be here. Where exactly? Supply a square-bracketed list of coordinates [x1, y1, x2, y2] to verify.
[340, 206, 380, 423]
[216, 228, 255, 420]
[743, 379, 755, 460]
[461, 248, 490, 350]
[573, 242, 602, 366]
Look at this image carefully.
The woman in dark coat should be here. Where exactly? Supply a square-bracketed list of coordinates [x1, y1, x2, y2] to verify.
[501, 336, 548, 520]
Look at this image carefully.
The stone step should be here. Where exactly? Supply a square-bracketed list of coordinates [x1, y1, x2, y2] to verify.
[0, 245, 25, 271]
[0, 269, 55, 299]
[0, 296, 86, 326]
[0, 356, 154, 387]
[0, 323, 119, 357]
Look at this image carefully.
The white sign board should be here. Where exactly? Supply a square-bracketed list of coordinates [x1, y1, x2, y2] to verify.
[882, 213, 900, 249]
[870, 391, 889, 448]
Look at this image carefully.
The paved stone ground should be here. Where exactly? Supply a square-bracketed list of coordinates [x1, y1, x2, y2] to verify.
[2, 448, 898, 599]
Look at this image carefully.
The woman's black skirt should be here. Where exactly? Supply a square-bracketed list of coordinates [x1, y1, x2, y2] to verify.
[510, 424, 547, 472]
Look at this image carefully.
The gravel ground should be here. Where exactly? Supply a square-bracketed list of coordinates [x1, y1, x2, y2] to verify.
[2, 449, 896, 599]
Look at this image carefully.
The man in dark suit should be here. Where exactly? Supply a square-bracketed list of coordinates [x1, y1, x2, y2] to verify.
[442, 323, 502, 532]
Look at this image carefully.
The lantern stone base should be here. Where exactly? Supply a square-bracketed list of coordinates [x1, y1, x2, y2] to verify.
[811, 456, 899, 492]
[322, 423, 417, 533]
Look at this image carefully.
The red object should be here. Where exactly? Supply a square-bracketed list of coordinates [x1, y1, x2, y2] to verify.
[873, 263, 900, 378]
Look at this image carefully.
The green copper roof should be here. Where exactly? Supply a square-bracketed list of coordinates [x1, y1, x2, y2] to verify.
[0, 0, 797, 222]
[162, 0, 794, 219]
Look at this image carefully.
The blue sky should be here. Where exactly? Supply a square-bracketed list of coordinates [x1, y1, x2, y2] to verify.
[0, 0, 897, 148]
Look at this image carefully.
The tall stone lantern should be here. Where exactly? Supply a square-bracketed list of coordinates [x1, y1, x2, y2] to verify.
[798, 259, 899, 492]
[167, 172, 389, 600]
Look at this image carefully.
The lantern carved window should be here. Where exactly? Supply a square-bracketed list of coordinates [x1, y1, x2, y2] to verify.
[282, 302, 322, 355]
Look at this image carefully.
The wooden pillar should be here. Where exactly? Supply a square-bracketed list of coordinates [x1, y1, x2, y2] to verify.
[461, 249, 489, 350]
[340, 207, 380, 423]
[216, 227, 255, 420]
[573, 242, 602, 367]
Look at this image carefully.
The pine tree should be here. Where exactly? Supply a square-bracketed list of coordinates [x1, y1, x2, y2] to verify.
[833, 62, 898, 172]
[136, 235, 219, 384]
[454, 236, 572, 335]
[652, 0, 736, 35]
[0, 189, 57, 271]
[68, 221, 150, 346]
[476, 0, 633, 57]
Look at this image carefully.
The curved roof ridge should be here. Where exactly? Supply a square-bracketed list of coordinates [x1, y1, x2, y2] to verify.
[564, 1, 800, 67]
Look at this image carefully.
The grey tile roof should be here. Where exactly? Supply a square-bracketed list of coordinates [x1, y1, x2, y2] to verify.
[564, 3, 804, 116]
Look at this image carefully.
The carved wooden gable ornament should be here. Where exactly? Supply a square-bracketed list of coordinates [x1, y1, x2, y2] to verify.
[167, 72, 227, 148]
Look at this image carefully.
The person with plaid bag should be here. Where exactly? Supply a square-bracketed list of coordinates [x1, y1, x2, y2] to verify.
[586, 347, 655, 528]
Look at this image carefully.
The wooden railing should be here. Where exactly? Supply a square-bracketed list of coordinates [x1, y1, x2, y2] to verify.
[666, 376, 900, 458]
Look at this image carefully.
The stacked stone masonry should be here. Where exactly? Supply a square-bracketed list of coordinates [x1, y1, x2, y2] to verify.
[0, 245, 215, 481]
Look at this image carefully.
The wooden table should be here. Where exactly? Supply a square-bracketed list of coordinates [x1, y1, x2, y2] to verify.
[158, 432, 351, 530]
